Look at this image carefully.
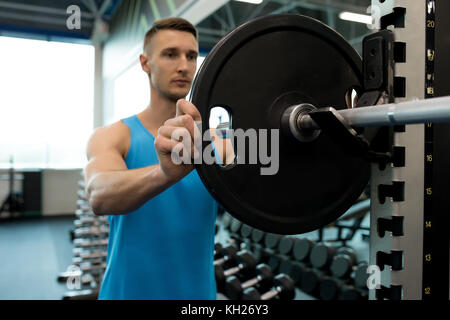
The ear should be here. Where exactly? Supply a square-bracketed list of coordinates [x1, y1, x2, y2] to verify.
[139, 53, 151, 74]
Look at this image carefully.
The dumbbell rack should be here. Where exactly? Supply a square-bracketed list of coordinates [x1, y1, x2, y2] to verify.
[218, 212, 370, 300]
[56, 172, 109, 300]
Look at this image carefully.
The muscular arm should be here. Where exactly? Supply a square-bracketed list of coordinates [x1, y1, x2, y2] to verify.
[84, 122, 175, 216]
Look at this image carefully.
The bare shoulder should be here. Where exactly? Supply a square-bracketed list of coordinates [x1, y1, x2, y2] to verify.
[87, 120, 131, 159]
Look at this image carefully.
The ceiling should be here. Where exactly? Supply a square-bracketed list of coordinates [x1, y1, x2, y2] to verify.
[0, 0, 371, 50]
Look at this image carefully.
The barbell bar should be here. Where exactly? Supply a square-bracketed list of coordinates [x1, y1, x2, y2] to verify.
[295, 96, 450, 134]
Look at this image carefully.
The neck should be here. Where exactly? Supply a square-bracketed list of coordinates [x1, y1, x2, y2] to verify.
[138, 87, 179, 136]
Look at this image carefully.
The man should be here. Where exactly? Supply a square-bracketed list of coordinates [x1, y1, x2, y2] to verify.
[85, 17, 218, 300]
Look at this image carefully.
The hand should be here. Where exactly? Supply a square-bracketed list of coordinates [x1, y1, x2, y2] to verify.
[154, 99, 202, 183]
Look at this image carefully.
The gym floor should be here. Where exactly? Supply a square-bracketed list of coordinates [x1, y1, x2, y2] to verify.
[0, 216, 74, 299]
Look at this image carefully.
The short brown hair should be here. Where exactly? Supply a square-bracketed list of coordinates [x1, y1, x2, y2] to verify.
[143, 17, 197, 53]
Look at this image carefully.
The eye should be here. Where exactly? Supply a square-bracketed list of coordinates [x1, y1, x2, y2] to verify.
[163, 51, 175, 58]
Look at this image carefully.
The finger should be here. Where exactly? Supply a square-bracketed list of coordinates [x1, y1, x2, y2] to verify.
[171, 141, 200, 166]
[164, 116, 185, 127]
[154, 135, 179, 155]
[164, 116, 197, 145]
[171, 142, 190, 165]
[165, 127, 201, 159]
[158, 125, 183, 139]
[176, 99, 202, 122]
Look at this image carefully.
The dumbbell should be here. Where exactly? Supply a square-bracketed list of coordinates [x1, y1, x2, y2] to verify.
[57, 264, 103, 283]
[292, 238, 315, 262]
[309, 242, 339, 270]
[77, 189, 87, 200]
[279, 259, 307, 287]
[221, 212, 233, 230]
[240, 238, 253, 252]
[339, 284, 368, 300]
[249, 243, 273, 264]
[330, 247, 358, 279]
[74, 225, 109, 238]
[264, 233, 282, 250]
[79, 262, 107, 273]
[214, 243, 223, 259]
[300, 268, 326, 297]
[215, 250, 257, 292]
[269, 236, 295, 264]
[264, 233, 288, 273]
[251, 229, 265, 244]
[79, 216, 108, 224]
[73, 251, 107, 265]
[267, 254, 290, 274]
[278, 236, 295, 256]
[240, 224, 253, 240]
[229, 217, 243, 237]
[73, 248, 106, 258]
[75, 209, 93, 218]
[77, 180, 85, 189]
[62, 288, 99, 300]
[214, 245, 239, 269]
[238, 224, 254, 251]
[319, 276, 355, 300]
[224, 218, 243, 248]
[354, 262, 370, 290]
[243, 229, 271, 264]
[76, 200, 91, 212]
[224, 263, 273, 300]
[73, 257, 105, 266]
[61, 272, 98, 288]
[242, 274, 295, 300]
[73, 238, 108, 248]
[73, 218, 107, 228]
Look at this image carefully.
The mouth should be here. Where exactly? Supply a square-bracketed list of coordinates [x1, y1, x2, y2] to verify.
[172, 79, 190, 85]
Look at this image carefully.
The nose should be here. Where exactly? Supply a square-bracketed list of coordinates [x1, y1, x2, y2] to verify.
[177, 56, 189, 74]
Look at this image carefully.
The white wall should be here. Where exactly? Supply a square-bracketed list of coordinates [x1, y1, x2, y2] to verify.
[42, 169, 81, 216]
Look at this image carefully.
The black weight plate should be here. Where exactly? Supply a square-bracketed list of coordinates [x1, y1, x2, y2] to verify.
[191, 14, 369, 235]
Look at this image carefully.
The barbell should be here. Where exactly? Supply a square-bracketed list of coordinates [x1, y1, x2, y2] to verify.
[190, 14, 450, 235]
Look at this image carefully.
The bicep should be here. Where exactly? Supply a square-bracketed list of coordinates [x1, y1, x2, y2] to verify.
[84, 127, 128, 183]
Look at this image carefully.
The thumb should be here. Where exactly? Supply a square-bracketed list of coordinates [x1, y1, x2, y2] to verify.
[176, 99, 202, 122]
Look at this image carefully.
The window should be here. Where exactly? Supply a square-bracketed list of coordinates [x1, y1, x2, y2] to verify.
[113, 62, 149, 121]
[0, 36, 94, 169]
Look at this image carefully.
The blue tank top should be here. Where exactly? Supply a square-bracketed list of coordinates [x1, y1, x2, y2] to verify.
[98, 115, 217, 300]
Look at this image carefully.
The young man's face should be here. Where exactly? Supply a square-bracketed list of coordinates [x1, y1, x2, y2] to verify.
[145, 29, 198, 102]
